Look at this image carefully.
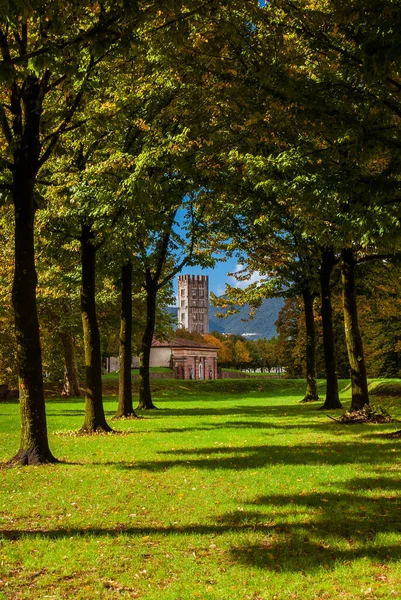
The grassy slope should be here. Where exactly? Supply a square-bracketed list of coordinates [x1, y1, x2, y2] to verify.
[102, 367, 172, 381]
[0, 379, 400, 599]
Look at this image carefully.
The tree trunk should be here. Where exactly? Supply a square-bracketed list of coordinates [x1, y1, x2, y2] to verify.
[319, 250, 342, 410]
[9, 77, 56, 464]
[301, 288, 319, 402]
[137, 282, 157, 410]
[61, 330, 81, 397]
[80, 224, 111, 432]
[115, 261, 137, 418]
[341, 248, 369, 410]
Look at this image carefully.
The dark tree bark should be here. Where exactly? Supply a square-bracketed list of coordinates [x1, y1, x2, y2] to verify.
[115, 261, 137, 418]
[341, 248, 369, 410]
[301, 288, 319, 402]
[61, 330, 81, 397]
[319, 249, 342, 410]
[137, 278, 158, 410]
[80, 223, 111, 432]
[9, 76, 56, 465]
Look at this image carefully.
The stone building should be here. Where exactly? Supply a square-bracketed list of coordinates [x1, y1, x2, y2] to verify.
[151, 337, 219, 380]
[177, 274, 209, 334]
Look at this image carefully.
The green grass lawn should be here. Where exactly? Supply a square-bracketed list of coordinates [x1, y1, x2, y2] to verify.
[220, 369, 284, 378]
[1, 379, 401, 599]
[102, 367, 172, 381]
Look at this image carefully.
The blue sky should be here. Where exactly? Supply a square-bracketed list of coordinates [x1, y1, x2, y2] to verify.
[175, 257, 238, 298]
[175, 257, 261, 299]
[173, 208, 256, 298]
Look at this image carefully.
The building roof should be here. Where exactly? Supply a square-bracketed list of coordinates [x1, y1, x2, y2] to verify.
[152, 337, 219, 350]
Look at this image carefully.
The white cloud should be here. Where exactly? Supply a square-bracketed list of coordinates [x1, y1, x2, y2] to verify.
[228, 264, 261, 289]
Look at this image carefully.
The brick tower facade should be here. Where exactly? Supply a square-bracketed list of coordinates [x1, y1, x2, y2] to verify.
[177, 275, 209, 334]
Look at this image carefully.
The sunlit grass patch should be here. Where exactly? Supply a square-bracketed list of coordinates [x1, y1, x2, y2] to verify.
[1, 379, 401, 598]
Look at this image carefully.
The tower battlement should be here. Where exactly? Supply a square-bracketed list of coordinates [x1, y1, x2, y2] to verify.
[178, 275, 208, 283]
[177, 274, 209, 334]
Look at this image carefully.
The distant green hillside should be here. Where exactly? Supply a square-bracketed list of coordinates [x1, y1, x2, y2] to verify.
[169, 297, 284, 339]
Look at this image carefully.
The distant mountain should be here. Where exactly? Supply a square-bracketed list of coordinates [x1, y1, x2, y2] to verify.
[168, 297, 284, 340]
[209, 297, 284, 339]
[167, 306, 179, 320]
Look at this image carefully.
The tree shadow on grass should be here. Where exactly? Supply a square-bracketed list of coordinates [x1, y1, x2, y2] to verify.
[47, 411, 86, 417]
[126, 402, 346, 420]
[156, 419, 380, 436]
[224, 482, 401, 571]
[1, 484, 400, 572]
[229, 538, 401, 572]
[359, 430, 401, 440]
[44, 402, 346, 424]
[343, 475, 401, 492]
[117, 439, 399, 472]
[44, 402, 312, 420]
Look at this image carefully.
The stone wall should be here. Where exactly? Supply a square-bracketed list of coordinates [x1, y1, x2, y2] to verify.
[220, 370, 250, 379]
[132, 372, 173, 380]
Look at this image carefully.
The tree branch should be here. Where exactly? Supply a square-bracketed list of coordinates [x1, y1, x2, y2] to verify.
[0, 154, 12, 169]
[154, 210, 177, 283]
[42, 120, 87, 143]
[38, 68, 91, 168]
[48, 74, 67, 91]
[38, 46, 118, 169]
[151, 0, 216, 32]
[2, 14, 121, 66]
[0, 103, 12, 146]
[356, 253, 399, 265]
[157, 198, 206, 290]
